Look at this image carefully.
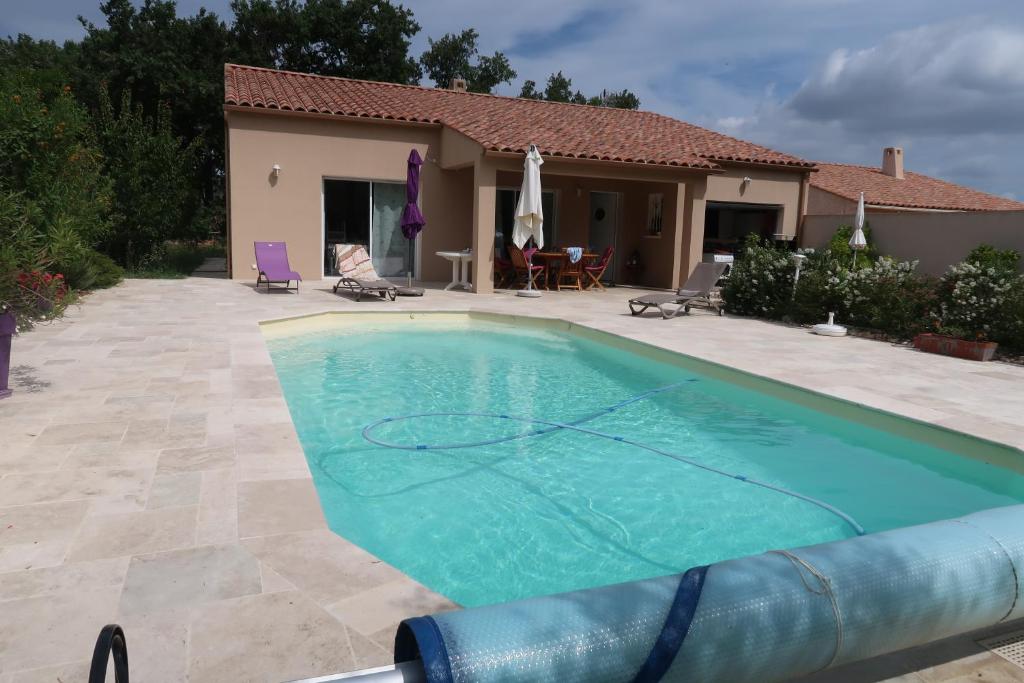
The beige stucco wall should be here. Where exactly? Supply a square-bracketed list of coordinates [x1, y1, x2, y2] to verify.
[226, 110, 471, 282]
[802, 211, 1024, 276]
[705, 167, 804, 237]
[807, 187, 857, 215]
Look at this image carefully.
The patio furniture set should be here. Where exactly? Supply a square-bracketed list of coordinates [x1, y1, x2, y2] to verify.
[496, 245, 614, 291]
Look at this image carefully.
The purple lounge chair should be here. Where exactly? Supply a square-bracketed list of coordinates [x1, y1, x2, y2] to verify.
[254, 241, 301, 292]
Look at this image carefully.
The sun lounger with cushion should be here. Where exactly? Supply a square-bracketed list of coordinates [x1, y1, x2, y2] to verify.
[628, 262, 728, 319]
[331, 244, 397, 301]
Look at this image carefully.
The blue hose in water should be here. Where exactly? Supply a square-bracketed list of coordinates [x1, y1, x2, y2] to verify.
[362, 381, 866, 537]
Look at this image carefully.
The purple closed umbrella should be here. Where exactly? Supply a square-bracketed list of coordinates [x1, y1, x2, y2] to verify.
[400, 150, 426, 288]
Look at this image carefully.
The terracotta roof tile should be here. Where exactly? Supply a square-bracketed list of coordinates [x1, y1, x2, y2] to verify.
[811, 161, 1024, 212]
[224, 64, 814, 171]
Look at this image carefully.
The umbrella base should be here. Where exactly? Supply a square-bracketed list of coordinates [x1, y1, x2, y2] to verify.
[516, 290, 542, 298]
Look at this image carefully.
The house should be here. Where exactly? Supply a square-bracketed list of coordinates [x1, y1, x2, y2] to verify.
[223, 64, 816, 291]
[807, 147, 1024, 214]
[803, 148, 1024, 274]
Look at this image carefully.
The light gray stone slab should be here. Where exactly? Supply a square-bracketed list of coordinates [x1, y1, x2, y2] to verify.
[120, 544, 262, 615]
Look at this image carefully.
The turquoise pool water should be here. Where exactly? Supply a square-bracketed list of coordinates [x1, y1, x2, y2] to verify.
[267, 317, 1024, 607]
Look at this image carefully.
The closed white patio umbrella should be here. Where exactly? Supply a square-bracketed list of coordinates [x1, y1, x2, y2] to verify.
[513, 144, 544, 298]
[849, 192, 867, 268]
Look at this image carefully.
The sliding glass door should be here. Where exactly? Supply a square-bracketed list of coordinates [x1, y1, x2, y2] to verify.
[323, 178, 413, 278]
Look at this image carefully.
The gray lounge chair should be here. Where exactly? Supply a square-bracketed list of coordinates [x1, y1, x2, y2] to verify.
[331, 244, 397, 301]
[628, 262, 728, 319]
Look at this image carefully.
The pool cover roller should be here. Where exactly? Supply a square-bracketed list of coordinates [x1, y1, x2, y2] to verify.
[395, 504, 1024, 683]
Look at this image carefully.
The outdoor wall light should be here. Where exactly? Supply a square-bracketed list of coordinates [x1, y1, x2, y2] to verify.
[272, 164, 281, 178]
[742, 176, 752, 185]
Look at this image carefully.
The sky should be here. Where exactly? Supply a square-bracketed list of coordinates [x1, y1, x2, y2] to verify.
[5, 1, 1023, 199]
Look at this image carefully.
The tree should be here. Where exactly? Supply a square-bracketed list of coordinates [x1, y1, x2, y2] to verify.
[518, 79, 541, 100]
[77, 0, 231, 218]
[594, 89, 640, 110]
[0, 35, 81, 95]
[94, 86, 203, 269]
[229, 0, 421, 82]
[420, 28, 516, 93]
[523, 70, 641, 110]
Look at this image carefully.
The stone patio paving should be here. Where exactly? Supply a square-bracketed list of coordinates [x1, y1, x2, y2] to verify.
[1, 276, 1022, 682]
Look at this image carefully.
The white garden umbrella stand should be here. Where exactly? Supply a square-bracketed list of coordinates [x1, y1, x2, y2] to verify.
[513, 144, 544, 299]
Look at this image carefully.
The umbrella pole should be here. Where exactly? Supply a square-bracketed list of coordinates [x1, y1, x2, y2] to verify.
[516, 244, 542, 298]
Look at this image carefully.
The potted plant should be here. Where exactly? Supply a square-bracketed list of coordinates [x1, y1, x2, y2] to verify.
[913, 323, 998, 362]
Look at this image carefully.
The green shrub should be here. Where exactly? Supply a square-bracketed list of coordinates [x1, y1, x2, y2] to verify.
[999, 285, 1024, 352]
[58, 248, 123, 290]
[721, 234, 795, 317]
[827, 224, 878, 269]
[964, 244, 1020, 274]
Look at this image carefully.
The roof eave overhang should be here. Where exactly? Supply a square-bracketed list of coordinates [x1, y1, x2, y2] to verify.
[710, 158, 818, 173]
[483, 149, 722, 176]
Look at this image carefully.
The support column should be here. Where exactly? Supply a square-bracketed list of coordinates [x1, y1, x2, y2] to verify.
[471, 157, 497, 293]
[678, 177, 707, 287]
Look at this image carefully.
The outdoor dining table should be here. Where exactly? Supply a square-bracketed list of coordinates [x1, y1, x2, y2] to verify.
[436, 250, 473, 291]
[533, 251, 599, 289]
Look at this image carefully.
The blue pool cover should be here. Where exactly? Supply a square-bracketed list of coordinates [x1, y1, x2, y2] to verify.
[395, 504, 1024, 683]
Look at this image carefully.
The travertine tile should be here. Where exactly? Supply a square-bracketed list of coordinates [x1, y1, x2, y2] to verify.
[243, 530, 405, 605]
[187, 591, 356, 683]
[156, 445, 235, 473]
[327, 579, 457, 636]
[120, 544, 261, 615]
[147, 472, 202, 509]
[0, 556, 129, 601]
[0, 587, 120, 671]
[66, 506, 198, 562]
[0, 468, 151, 507]
[236, 479, 325, 538]
[34, 420, 127, 446]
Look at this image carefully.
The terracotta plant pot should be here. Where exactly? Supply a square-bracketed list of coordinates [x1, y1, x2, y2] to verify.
[913, 333, 997, 362]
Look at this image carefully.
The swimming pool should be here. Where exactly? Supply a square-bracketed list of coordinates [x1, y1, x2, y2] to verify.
[265, 313, 1024, 608]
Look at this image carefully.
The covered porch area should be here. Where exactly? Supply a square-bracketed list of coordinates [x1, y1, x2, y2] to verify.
[430, 137, 714, 294]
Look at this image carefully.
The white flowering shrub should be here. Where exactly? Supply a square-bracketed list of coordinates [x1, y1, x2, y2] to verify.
[726, 236, 1024, 352]
[939, 260, 1017, 341]
[721, 235, 794, 317]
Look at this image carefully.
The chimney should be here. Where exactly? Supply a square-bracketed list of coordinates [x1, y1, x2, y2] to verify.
[882, 147, 904, 179]
[449, 76, 468, 93]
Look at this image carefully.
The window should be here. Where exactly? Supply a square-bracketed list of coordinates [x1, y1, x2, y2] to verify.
[647, 193, 664, 237]
[323, 179, 413, 278]
[494, 189, 557, 255]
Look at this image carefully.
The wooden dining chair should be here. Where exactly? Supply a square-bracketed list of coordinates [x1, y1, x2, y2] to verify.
[508, 245, 545, 289]
[556, 253, 584, 291]
[584, 247, 614, 290]
[493, 248, 514, 288]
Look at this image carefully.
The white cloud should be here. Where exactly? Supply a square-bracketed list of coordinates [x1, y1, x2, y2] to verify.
[789, 21, 1024, 135]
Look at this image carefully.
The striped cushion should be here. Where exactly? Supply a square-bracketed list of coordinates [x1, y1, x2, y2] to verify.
[334, 244, 383, 280]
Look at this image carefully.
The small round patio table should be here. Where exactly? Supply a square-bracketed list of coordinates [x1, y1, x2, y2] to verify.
[436, 251, 473, 291]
